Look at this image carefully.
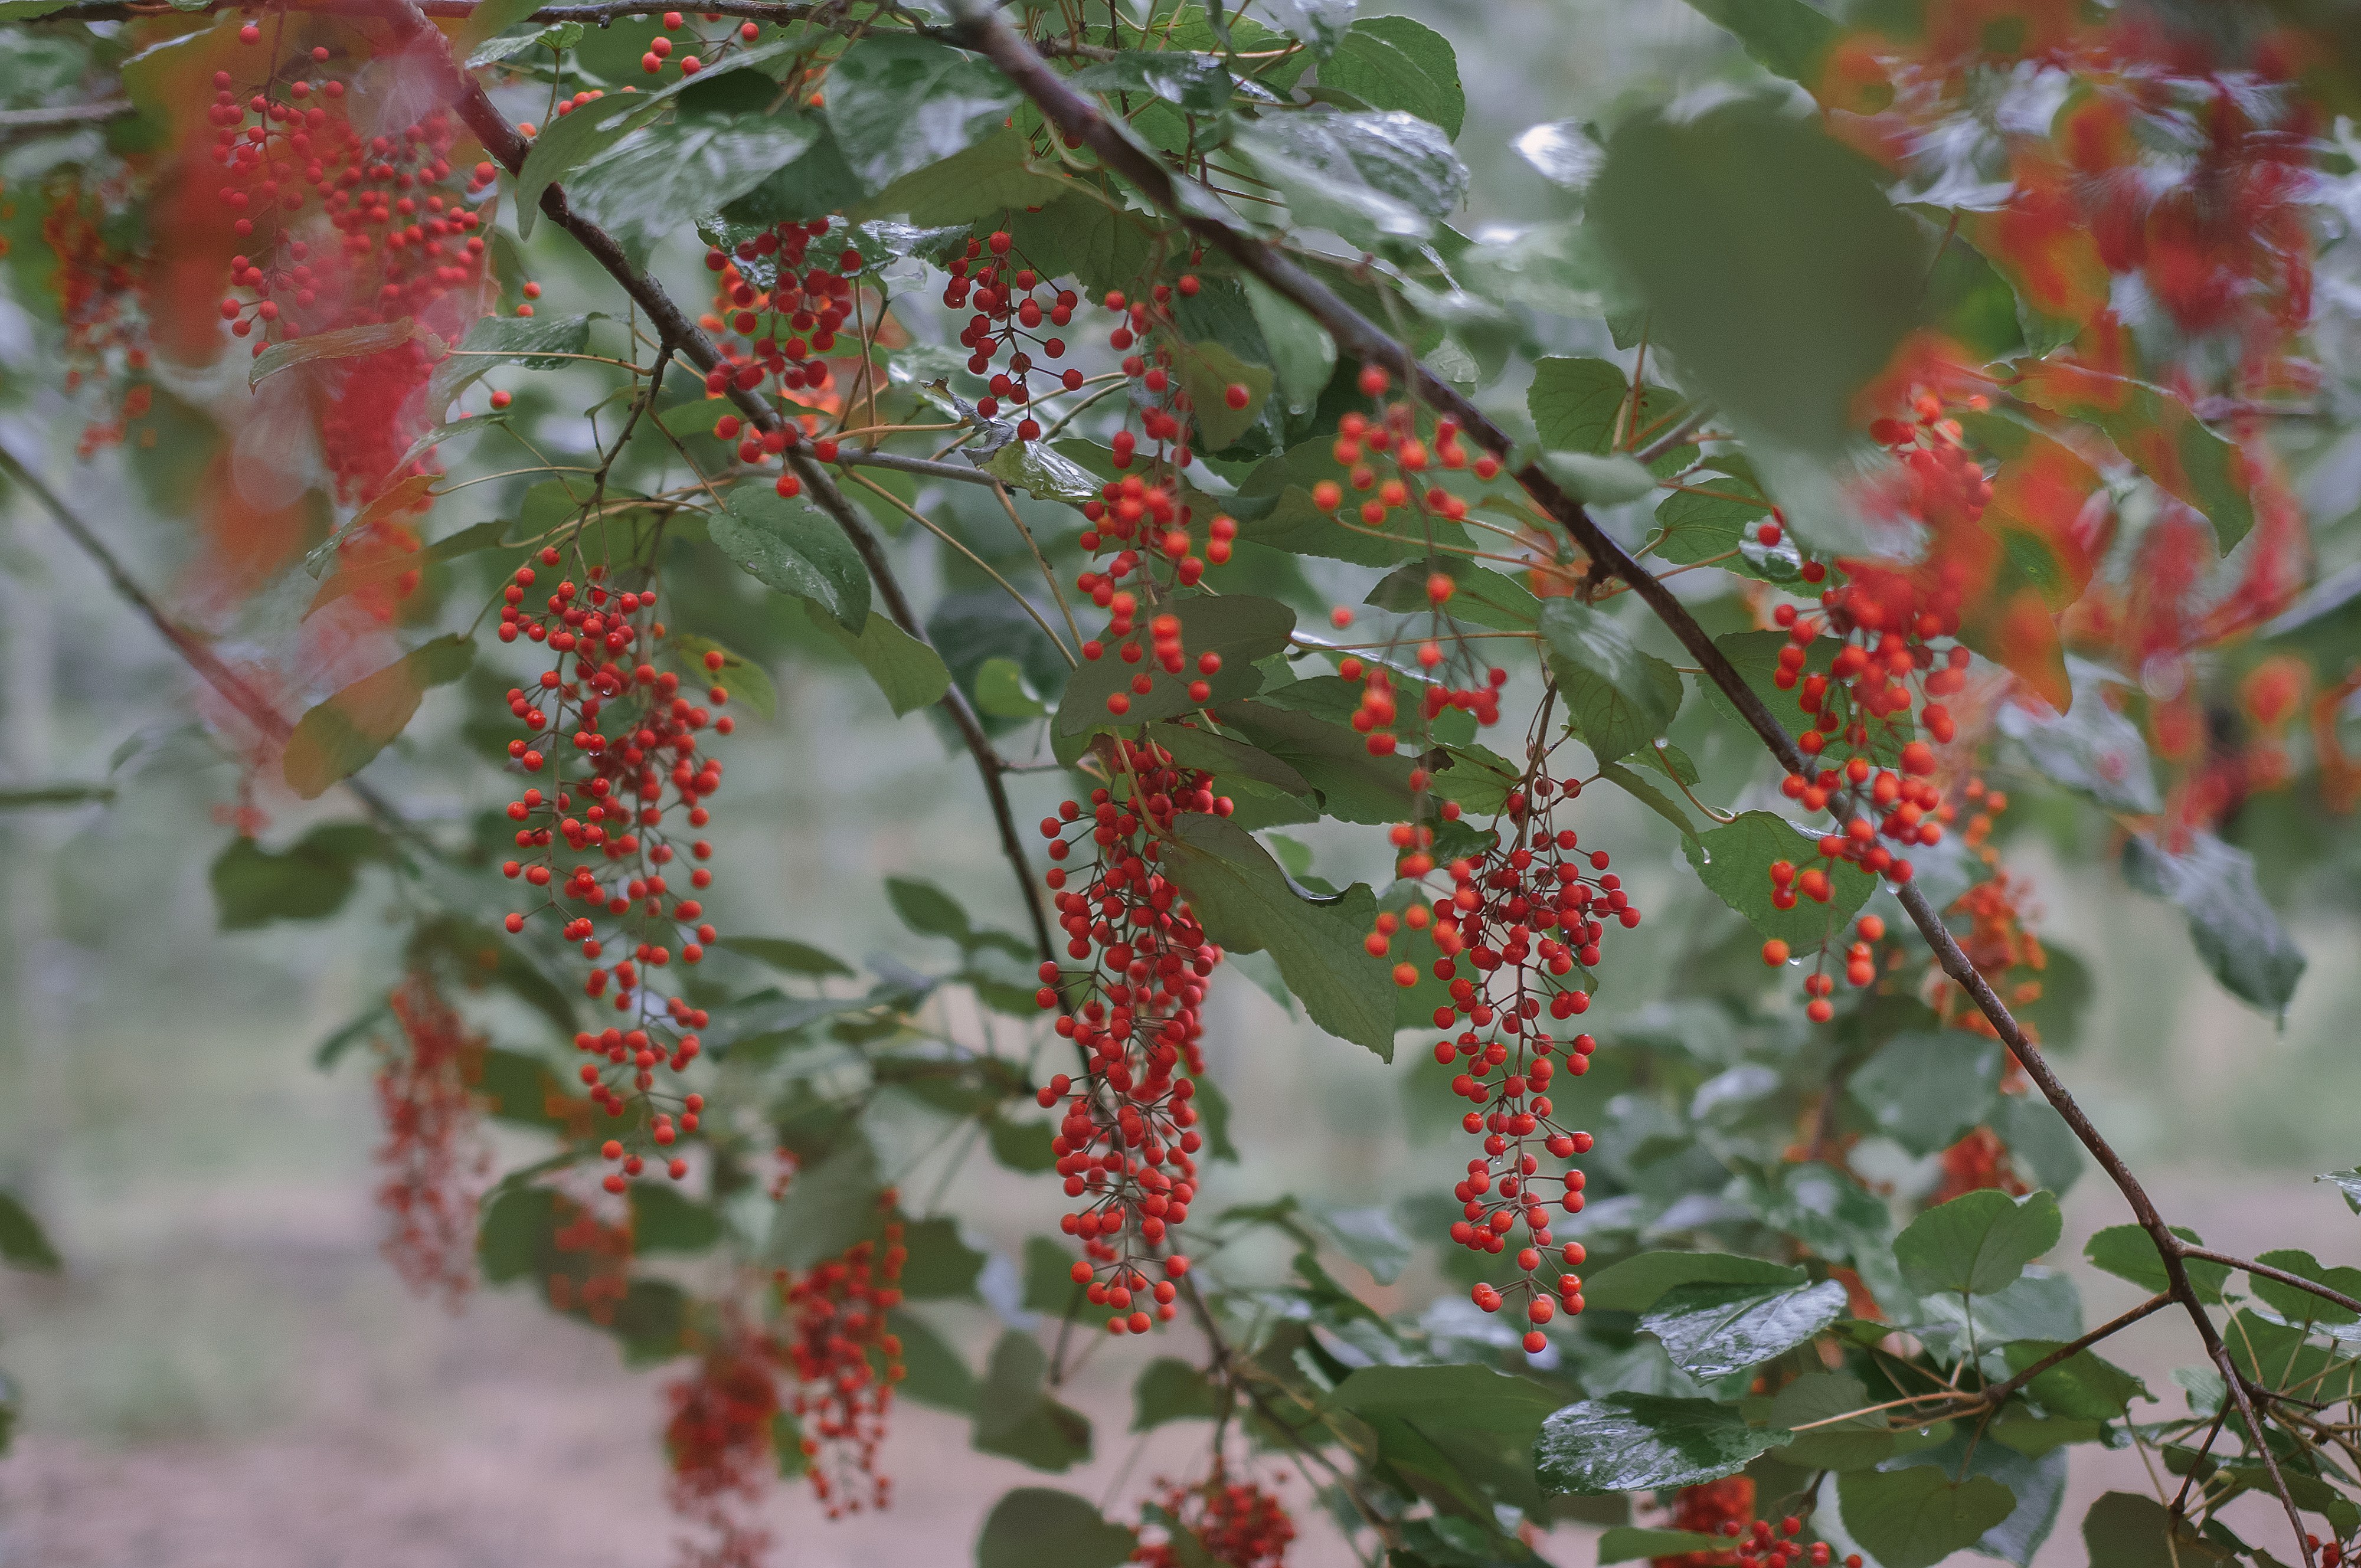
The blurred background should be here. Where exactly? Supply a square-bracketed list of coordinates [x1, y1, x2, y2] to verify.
[4, 0, 2360, 1564]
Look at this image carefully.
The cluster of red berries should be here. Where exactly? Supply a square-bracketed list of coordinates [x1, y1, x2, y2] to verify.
[545, 1192, 635, 1323]
[1133, 1468, 1296, 1568]
[1754, 397, 1995, 1020]
[371, 971, 491, 1309]
[38, 178, 155, 459]
[944, 228, 1088, 436]
[493, 554, 733, 1185]
[1075, 491, 1237, 613]
[1034, 736, 1229, 1334]
[1084, 598, 1232, 717]
[701, 217, 857, 447]
[778, 1226, 906, 1519]
[1388, 768, 1636, 1351]
[662, 1330, 785, 1568]
[1758, 911, 1887, 1026]
[1309, 373, 1499, 528]
[635, 8, 764, 76]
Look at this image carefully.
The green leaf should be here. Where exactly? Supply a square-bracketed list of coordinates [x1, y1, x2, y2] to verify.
[1768, 1372, 1895, 1472]
[1528, 356, 1666, 456]
[513, 95, 661, 239]
[1680, 0, 1841, 85]
[1055, 593, 1293, 737]
[1319, 16, 1464, 138]
[1640, 1279, 1849, 1380]
[466, 17, 583, 66]
[1066, 51, 1234, 114]
[825, 37, 1021, 194]
[1847, 1032, 2004, 1157]
[1366, 558, 1539, 631]
[2121, 832, 2304, 1019]
[810, 607, 953, 716]
[1535, 1393, 1791, 1495]
[311, 1003, 389, 1070]
[2080, 1490, 2234, 1568]
[426, 313, 598, 414]
[1999, 1339, 2149, 1420]
[1132, 1357, 1222, 1430]
[1240, 275, 1336, 414]
[890, 1306, 979, 1413]
[764, 1134, 883, 1270]
[1329, 1363, 1564, 1439]
[1595, 760, 1699, 847]
[1597, 1529, 1728, 1564]
[1582, 1249, 1807, 1312]
[887, 875, 973, 945]
[709, 480, 871, 631]
[1838, 1466, 2017, 1568]
[1538, 598, 1682, 762]
[2319, 1168, 2361, 1216]
[0, 1190, 61, 1272]
[973, 1333, 1093, 1472]
[857, 126, 1068, 225]
[568, 112, 820, 258]
[1682, 810, 1877, 948]
[1649, 485, 1777, 569]
[1232, 110, 1469, 246]
[629, 1184, 721, 1255]
[1158, 814, 1394, 1059]
[715, 935, 852, 977]
[1006, 194, 1158, 300]
[282, 634, 473, 799]
[209, 823, 391, 931]
[980, 438, 1103, 506]
[1311, 1206, 1412, 1285]
[669, 633, 776, 720]
[1894, 1189, 2062, 1298]
[900, 1216, 987, 1299]
[248, 317, 418, 389]
[1146, 723, 1310, 796]
[1212, 698, 1417, 824]
[1540, 450, 1656, 505]
[1175, 339, 1272, 453]
[976, 1487, 1135, 1568]
[975, 657, 1050, 719]
[1588, 95, 1923, 456]
[2246, 1248, 2361, 1325]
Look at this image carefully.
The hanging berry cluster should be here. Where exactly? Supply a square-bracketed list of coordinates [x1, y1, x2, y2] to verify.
[1649, 1475, 1848, 1568]
[635, 8, 766, 78]
[663, 1329, 785, 1568]
[371, 970, 492, 1309]
[945, 228, 1087, 437]
[777, 1223, 906, 1520]
[1132, 1467, 1297, 1568]
[1399, 767, 1641, 1352]
[1034, 735, 1230, 1334]
[493, 551, 732, 1187]
[1754, 397, 1984, 1019]
[701, 216, 862, 476]
[36, 175, 155, 459]
[207, 28, 494, 499]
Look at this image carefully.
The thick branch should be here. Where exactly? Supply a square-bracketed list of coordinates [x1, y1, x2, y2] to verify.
[363, 0, 1061, 974]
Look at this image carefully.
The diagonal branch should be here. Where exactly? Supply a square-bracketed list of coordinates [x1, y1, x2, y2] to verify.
[361, 0, 1061, 975]
[2185, 1249, 2361, 1320]
[943, 7, 2316, 1554]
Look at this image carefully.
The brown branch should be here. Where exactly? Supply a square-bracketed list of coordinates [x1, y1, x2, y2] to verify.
[0, 445, 413, 835]
[360, 0, 1061, 977]
[2183, 1249, 2361, 1320]
[945, 9, 2317, 1556]
[1977, 1293, 2172, 1406]
[30, 0, 949, 38]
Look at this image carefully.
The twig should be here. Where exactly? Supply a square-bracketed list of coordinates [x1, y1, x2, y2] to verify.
[2183, 1249, 2361, 1320]
[1976, 1293, 2172, 1406]
[0, 100, 131, 132]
